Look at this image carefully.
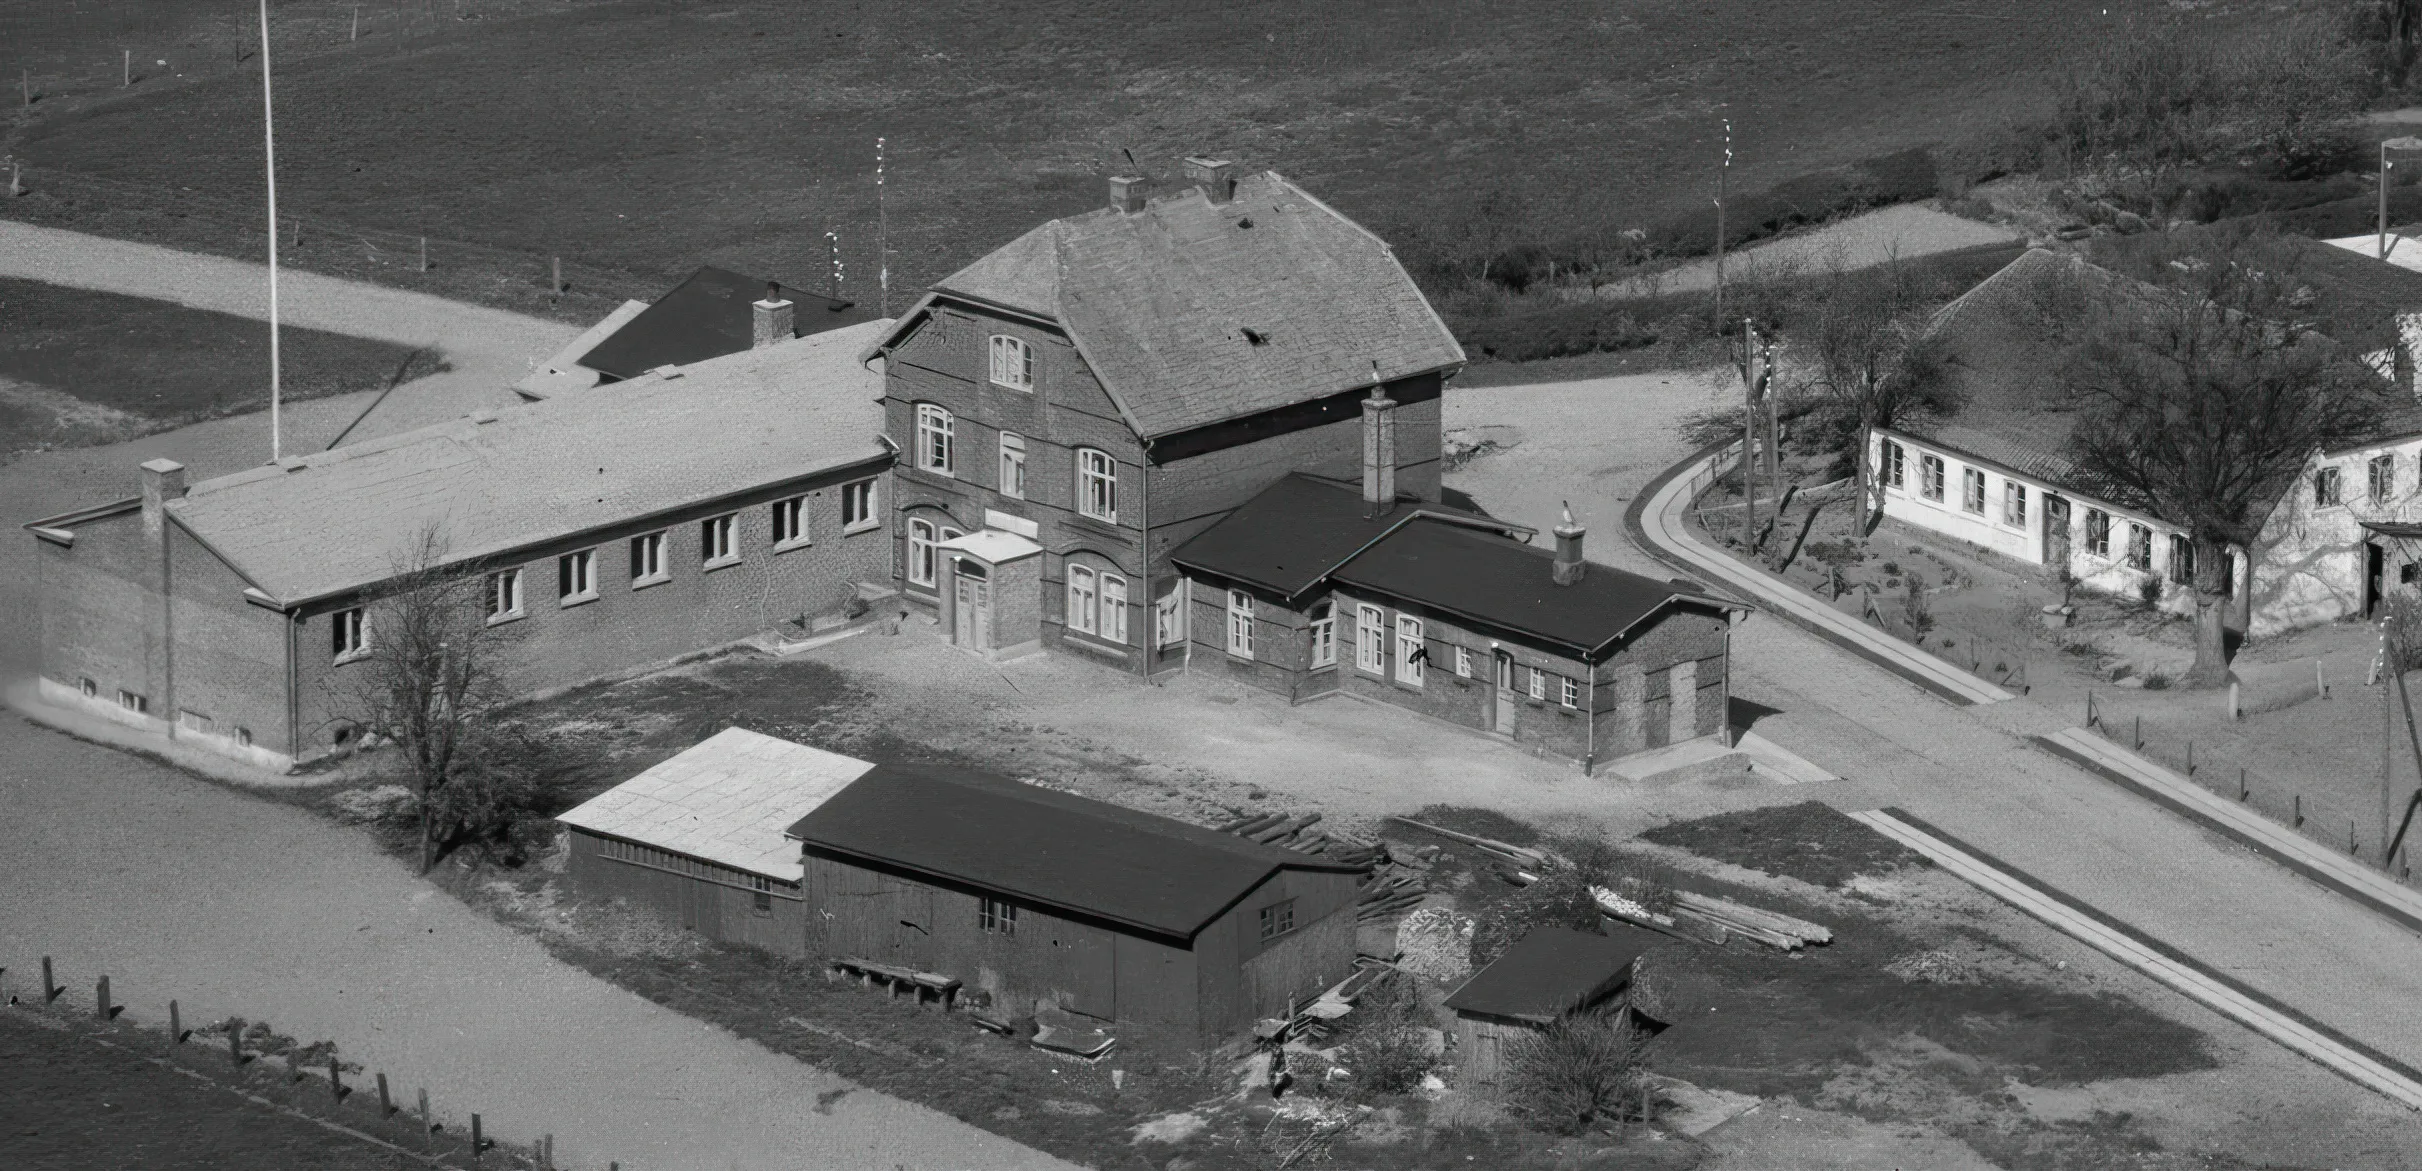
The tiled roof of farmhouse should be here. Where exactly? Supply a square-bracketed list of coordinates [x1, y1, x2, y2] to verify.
[556, 727, 876, 883]
[167, 319, 893, 607]
[787, 762, 1364, 940]
[1168, 472, 1529, 599]
[578, 265, 876, 381]
[905, 171, 1466, 439]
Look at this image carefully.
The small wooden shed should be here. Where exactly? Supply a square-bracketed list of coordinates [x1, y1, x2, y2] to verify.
[1444, 926, 1665, 1092]
[556, 727, 874, 956]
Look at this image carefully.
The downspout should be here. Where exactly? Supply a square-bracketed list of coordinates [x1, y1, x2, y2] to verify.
[160, 525, 176, 740]
[1583, 661, 1598, 776]
[1138, 438, 1151, 679]
[286, 607, 301, 764]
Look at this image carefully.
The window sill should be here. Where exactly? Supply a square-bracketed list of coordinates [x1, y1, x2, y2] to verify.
[632, 575, 670, 591]
[905, 578, 939, 594]
[1070, 513, 1126, 539]
[702, 558, 742, 573]
[772, 538, 813, 554]
[560, 593, 599, 609]
[485, 611, 526, 627]
[1225, 649, 1258, 664]
[332, 651, 371, 667]
[1059, 631, 1132, 660]
[842, 520, 883, 536]
[988, 379, 1034, 393]
[1390, 677, 1425, 692]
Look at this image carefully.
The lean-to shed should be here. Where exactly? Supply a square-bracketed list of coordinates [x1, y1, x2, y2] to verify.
[1444, 926, 1666, 1092]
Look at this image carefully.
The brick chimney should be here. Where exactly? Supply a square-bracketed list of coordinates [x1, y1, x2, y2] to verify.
[1183, 156, 1238, 204]
[1109, 174, 1153, 215]
[1552, 503, 1586, 586]
[140, 458, 187, 538]
[1362, 381, 1397, 518]
[753, 281, 794, 349]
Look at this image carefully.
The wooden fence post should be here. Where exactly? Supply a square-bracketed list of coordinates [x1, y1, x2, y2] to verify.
[353, 7, 360, 40]
[2294, 793, 2304, 828]
[417, 237, 427, 272]
[170, 1000, 184, 1043]
[419, 1088, 432, 1149]
[329, 1050, 346, 1101]
[2133, 715, 2142, 750]
[229, 1022, 246, 1066]
[22, 68, 30, 108]
[94, 975, 111, 1021]
[2230, 680, 2240, 722]
[123, 50, 130, 88]
[471, 1113, 483, 1166]
[377, 1071, 393, 1117]
[2319, 658, 2328, 700]
[2186, 741, 2194, 776]
[2238, 767, 2248, 801]
[551, 256, 562, 295]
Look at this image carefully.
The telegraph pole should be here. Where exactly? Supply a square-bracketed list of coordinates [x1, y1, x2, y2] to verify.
[876, 137, 889, 317]
[260, 0, 283, 461]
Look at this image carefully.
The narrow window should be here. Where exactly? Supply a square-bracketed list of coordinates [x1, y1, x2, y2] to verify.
[1884, 440, 1905, 489]
[1099, 573, 1129, 645]
[1395, 615, 1425, 686]
[988, 335, 1035, 391]
[2003, 482, 2027, 528]
[2126, 523, 2153, 572]
[1227, 589, 1256, 659]
[1355, 604, 1386, 673]
[484, 568, 522, 621]
[841, 478, 879, 532]
[1528, 668, 1548, 702]
[1454, 645, 1473, 678]
[980, 897, 1019, 935]
[1561, 676, 1580, 708]
[700, 514, 738, 568]
[1921, 454, 1945, 502]
[558, 548, 598, 603]
[2085, 510, 2111, 558]
[772, 496, 809, 547]
[1077, 449, 1118, 523]
[998, 432, 1027, 500]
[1067, 565, 1098, 636]
[751, 890, 773, 917]
[1155, 581, 1187, 647]
[332, 607, 368, 661]
[1258, 899, 1296, 942]
[2316, 465, 2342, 507]
[2168, 534, 2195, 585]
[236, 728, 252, 748]
[630, 530, 667, 586]
[908, 519, 938, 588]
[80, 677, 98, 698]
[2372, 454, 2396, 504]
[1309, 602, 1337, 668]
[915, 403, 954, 474]
[1962, 467, 1986, 514]
[118, 689, 148, 714]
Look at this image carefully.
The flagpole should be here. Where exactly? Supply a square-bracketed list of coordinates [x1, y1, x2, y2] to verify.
[260, 0, 282, 462]
[876, 137, 889, 318]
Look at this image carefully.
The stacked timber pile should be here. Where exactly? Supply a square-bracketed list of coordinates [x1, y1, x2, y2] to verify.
[1214, 810, 1428, 923]
[1388, 817, 1553, 870]
[1667, 891, 1832, 950]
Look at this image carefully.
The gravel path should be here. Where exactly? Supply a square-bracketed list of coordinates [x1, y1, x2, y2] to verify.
[1593, 203, 2023, 299]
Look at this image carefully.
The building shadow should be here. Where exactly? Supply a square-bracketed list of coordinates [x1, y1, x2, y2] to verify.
[1729, 696, 1784, 735]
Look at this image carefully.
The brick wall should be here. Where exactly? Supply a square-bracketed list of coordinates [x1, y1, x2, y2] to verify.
[163, 524, 292, 756]
[35, 509, 159, 723]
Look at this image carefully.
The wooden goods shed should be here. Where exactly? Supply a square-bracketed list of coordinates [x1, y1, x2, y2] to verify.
[556, 727, 874, 956]
[785, 764, 1368, 1041]
[1444, 925, 1665, 1092]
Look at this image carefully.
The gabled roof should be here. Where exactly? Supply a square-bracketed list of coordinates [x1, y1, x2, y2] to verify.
[579, 266, 877, 381]
[1444, 926, 1663, 1024]
[785, 762, 1364, 941]
[1167, 472, 1531, 600]
[874, 171, 1466, 440]
[556, 728, 875, 883]
[164, 319, 893, 607]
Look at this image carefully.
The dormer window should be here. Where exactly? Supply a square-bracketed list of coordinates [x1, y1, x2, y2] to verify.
[989, 335, 1034, 391]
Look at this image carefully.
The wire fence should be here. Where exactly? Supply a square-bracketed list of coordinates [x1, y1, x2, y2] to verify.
[2084, 691, 2421, 888]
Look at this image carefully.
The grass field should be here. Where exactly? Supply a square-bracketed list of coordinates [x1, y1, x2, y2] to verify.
[0, 277, 445, 462]
[4, 0, 2297, 324]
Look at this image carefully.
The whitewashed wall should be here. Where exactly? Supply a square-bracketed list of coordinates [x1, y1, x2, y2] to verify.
[2247, 437, 2422, 638]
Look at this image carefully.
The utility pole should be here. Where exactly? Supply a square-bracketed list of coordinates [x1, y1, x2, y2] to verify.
[1741, 318, 1761, 553]
[1714, 116, 1732, 333]
[827, 230, 842, 300]
[876, 137, 889, 318]
[260, 0, 283, 462]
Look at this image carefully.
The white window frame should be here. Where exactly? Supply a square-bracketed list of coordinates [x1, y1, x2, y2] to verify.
[1077, 448, 1118, 523]
[998, 432, 1027, 500]
[1561, 676, 1580, 708]
[1355, 604, 1386, 673]
[1395, 615, 1425, 686]
[771, 495, 810, 549]
[1155, 580, 1188, 647]
[841, 478, 880, 533]
[559, 548, 599, 605]
[916, 403, 954, 475]
[2002, 481, 2027, 528]
[2316, 465, 2342, 507]
[1309, 602, 1337, 668]
[118, 689, 148, 714]
[700, 513, 739, 569]
[2085, 510, 2112, 558]
[1067, 565, 1099, 636]
[2168, 534, 2195, 585]
[1883, 439, 1905, 490]
[1920, 454, 1946, 502]
[79, 677, 97, 698]
[1454, 645, 1473, 678]
[908, 519, 938, 588]
[2126, 522, 2153, 572]
[988, 334, 1035, 391]
[2371, 454, 2396, 505]
[484, 568, 523, 623]
[980, 897, 1019, 935]
[1227, 589, 1256, 659]
[630, 530, 669, 587]
[1528, 667, 1548, 702]
[1961, 467, 1987, 515]
[332, 607, 368, 662]
[1099, 572, 1129, 645]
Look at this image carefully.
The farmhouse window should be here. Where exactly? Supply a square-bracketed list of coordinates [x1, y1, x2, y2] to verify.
[630, 531, 668, 586]
[2003, 482, 2027, 528]
[1310, 602, 1337, 667]
[1155, 581, 1187, 647]
[1099, 572, 1129, 645]
[981, 897, 1018, 935]
[989, 335, 1035, 390]
[1395, 616, 1426, 686]
[178, 710, 212, 735]
[118, 689, 148, 714]
[2126, 523, 2153, 572]
[1883, 440, 1905, 489]
[2169, 535, 2195, 585]
[559, 548, 598, 603]
[1561, 677, 1580, 708]
[1355, 604, 1387, 673]
[908, 519, 938, 588]
[484, 568, 523, 622]
[1227, 590, 1256, 659]
[1962, 468, 1987, 514]
[840, 478, 880, 532]
[998, 432, 1028, 499]
[2372, 454, 2396, 504]
[771, 496, 809, 548]
[1455, 645, 1473, 678]
[752, 891, 773, 916]
[79, 678, 97, 698]
[332, 607, 368, 662]
[1920, 454, 1945, 502]
[2316, 466, 2342, 507]
[1258, 899, 1297, 942]
[2085, 510, 2111, 558]
[916, 404, 954, 475]
[700, 514, 739, 568]
[1067, 566, 1099, 636]
[1077, 449, 1118, 523]
[1529, 668, 1549, 702]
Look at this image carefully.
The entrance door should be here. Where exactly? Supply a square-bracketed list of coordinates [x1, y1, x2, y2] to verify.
[953, 562, 990, 652]
[2043, 494, 2073, 571]
[2368, 541, 2388, 616]
[1492, 651, 1517, 735]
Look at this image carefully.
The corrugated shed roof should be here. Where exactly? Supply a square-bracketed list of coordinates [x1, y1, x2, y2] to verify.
[786, 763, 1363, 939]
[916, 172, 1465, 439]
[1443, 926, 1662, 1023]
[579, 266, 878, 381]
[166, 318, 894, 606]
[1167, 472, 1527, 599]
[556, 728, 875, 882]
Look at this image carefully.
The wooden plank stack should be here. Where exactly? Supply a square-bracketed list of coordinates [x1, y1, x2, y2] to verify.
[1666, 891, 1832, 951]
[1213, 810, 1421, 922]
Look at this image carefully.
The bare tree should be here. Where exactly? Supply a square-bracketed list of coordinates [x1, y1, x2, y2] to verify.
[1797, 256, 1956, 533]
[336, 525, 517, 873]
[2059, 227, 2394, 687]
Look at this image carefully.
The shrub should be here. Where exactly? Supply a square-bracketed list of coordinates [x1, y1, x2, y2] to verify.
[2137, 575, 2165, 610]
[1502, 1011, 1652, 1135]
[1337, 973, 1436, 1096]
[1903, 570, 1935, 635]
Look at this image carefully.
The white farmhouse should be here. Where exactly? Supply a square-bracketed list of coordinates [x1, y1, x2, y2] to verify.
[1872, 240, 2422, 639]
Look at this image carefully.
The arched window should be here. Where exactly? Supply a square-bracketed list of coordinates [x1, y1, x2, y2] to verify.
[1077, 449, 1117, 523]
[915, 404, 954, 475]
[908, 519, 937, 587]
[1099, 573, 1128, 645]
[989, 335, 1034, 390]
[1067, 565, 1098, 635]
